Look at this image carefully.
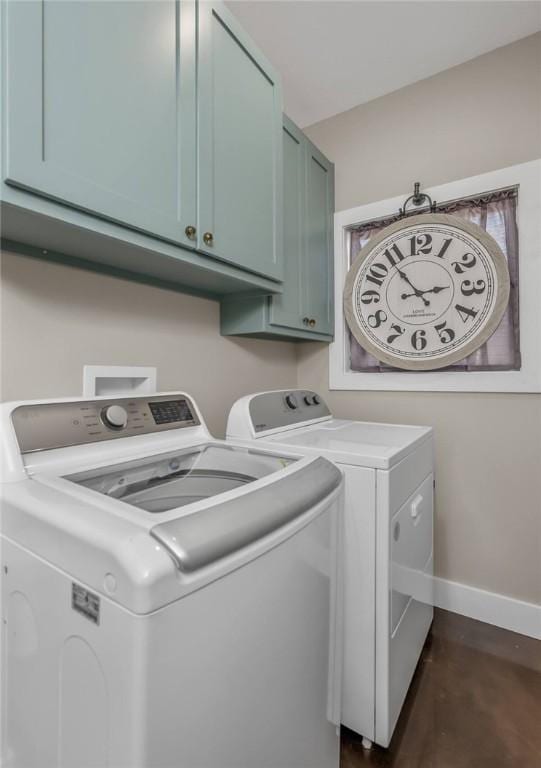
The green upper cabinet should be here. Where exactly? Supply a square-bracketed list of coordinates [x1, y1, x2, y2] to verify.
[3, 0, 197, 250]
[1, 0, 283, 285]
[220, 115, 334, 341]
[302, 141, 334, 335]
[197, 2, 283, 281]
[268, 118, 304, 330]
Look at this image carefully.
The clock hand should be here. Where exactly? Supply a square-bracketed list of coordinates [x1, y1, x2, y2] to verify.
[396, 268, 429, 306]
[425, 285, 450, 295]
[396, 268, 421, 293]
[400, 285, 450, 299]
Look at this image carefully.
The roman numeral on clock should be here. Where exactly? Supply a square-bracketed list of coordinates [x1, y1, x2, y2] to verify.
[455, 304, 478, 323]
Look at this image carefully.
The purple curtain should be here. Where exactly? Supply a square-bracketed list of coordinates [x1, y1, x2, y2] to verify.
[348, 188, 520, 373]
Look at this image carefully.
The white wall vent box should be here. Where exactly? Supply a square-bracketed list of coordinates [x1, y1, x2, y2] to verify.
[83, 366, 157, 397]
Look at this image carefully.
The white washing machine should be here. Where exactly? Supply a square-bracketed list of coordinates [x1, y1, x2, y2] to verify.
[0, 391, 343, 768]
[227, 389, 434, 749]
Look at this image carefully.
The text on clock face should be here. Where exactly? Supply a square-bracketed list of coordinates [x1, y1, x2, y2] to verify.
[352, 226, 498, 359]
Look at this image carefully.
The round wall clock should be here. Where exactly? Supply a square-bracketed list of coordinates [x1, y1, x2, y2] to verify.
[343, 213, 510, 371]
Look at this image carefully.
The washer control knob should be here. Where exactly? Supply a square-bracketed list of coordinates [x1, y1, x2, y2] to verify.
[102, 404, 128, 430]
[285, 394, 298, 410]
[312, 395, 321, 405]
[303, 396, 312, 406]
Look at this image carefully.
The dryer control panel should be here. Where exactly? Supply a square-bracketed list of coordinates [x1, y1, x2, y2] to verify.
[249, 390, 331, 433]
[11, 394, 200, 453]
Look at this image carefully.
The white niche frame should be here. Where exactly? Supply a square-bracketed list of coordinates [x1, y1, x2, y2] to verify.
[330, 159, 541, 393]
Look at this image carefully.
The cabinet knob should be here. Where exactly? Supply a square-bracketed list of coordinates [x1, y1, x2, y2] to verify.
[185, 225, 197, 240]
[309, 318, 316, 327]
[203, 232, 214, 246]
[303, 317, 310, 326]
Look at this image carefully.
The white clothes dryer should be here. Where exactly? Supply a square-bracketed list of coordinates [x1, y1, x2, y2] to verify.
[227, 389, 434, 748]
[0, 392, 343, 768]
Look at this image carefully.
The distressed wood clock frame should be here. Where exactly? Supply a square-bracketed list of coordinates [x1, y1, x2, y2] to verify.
[343, 213, 511, 371]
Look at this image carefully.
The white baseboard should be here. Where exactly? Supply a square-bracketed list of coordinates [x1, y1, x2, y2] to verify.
[433, 577, 541, 640]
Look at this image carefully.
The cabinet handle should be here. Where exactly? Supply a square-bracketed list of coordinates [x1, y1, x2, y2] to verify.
[303, 317, 310, 326]
[203, 232, 214, 246]
[309, 318, 316, 327]
[185, 225, 197, 240]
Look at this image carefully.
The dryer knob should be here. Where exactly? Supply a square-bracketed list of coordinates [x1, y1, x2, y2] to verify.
[285, 394, 298, 410]
[102, 405, 128, 430]
[312, 395, 321, 405]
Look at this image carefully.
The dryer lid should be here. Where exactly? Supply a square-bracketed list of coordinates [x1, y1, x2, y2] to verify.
[264, 420, 432, 469]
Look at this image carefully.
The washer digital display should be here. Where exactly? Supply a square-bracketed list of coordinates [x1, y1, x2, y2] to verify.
[149, 399, 195, 425]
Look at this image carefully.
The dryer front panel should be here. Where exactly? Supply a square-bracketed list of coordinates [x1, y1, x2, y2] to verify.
[379, 472, 434, 747]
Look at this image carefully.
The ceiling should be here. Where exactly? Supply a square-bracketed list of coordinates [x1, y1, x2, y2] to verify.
[227, 1, 541, 128]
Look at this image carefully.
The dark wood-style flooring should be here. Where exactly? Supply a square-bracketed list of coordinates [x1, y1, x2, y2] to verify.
[341, 608, 541, 768]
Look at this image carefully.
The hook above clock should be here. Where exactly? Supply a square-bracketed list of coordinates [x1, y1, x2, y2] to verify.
[399, 182, 437, 218]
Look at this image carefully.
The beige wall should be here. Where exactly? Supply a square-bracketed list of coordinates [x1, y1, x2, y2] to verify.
[302, 32, 541, 605]
[310, 32, 541, 211]
[0, 251, 297, 437]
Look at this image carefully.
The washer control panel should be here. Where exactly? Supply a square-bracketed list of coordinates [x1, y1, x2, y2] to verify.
[12, 394, 200, 453]
[249, 391, 330, 433]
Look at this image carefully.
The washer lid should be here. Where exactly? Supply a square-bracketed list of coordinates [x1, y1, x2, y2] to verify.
[150, 456, 341, 572]
[65, 443, 296, 514]
[65, 447, 342, 574]
[264, 420, 432, 469]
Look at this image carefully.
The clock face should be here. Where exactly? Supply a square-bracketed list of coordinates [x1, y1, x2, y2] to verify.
[343, 214, 510, 371]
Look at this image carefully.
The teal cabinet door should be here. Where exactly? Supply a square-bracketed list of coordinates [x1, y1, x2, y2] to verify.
[220, 115, 334, 342]
[302, 141, 334, 336]
[3, 0, 197, 248]
[269, 118, 304, 329]
[197, 2, 283, 281]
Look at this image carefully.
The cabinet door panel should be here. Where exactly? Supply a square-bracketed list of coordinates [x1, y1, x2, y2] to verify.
[303, 143, 334, 335]
[221, 117, 334, 341]
[269, 119, 304, 330]
[197, 2, 282, 281]
[4, 0, 196, 247]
